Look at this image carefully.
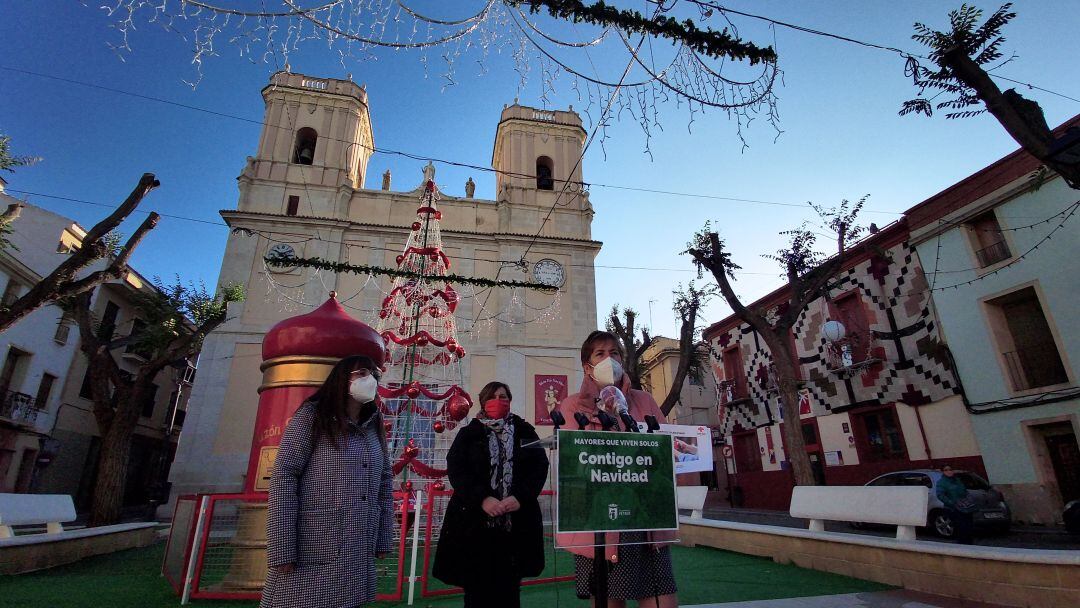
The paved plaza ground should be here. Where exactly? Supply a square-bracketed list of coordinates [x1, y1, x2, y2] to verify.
[1, 541, 1013, 608]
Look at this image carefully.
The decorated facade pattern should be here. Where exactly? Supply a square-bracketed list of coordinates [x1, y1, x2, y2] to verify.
[709, 234, 961, 436]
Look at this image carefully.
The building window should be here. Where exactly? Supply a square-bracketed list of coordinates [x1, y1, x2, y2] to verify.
[732, 430, 762, 473]
[124, 319, 153, 361]
[0, 347, 29, 395]
[292, 128, 318, 165]
[140, 384, 159, 419]
[99, 301, 120, 341]
[829, 291, 872, 366]
[536, 156, 554, 190]
[286, 195, 300, 216]
[35, 373, 57, 410]
[986, 286, 1068, 391]
[1, 280, 22, 308]
[852, 406, 907, 463]
[79, 366, 95, 400]
[967, 210, 1012, 268]
[54, 311, 73, 345]
[720, 346, 747, 403]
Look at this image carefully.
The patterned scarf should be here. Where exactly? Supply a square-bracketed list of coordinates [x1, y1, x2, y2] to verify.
[479, 416, 514, 531]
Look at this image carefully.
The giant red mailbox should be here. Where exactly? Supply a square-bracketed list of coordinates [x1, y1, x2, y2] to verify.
[245, 293, 384, 493]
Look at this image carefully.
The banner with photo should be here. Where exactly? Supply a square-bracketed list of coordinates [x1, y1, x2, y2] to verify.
[534, 374, 567, 426]
[642, 423, 714, 475]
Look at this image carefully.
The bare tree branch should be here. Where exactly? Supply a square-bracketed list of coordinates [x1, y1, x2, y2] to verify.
[0, 174, 160, 333]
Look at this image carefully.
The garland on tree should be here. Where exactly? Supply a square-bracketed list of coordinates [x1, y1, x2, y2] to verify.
[510, 0, 777, 64]
[266, 253, 556, 292]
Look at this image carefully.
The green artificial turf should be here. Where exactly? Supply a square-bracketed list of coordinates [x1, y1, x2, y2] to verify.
[1, 542, 891, 607]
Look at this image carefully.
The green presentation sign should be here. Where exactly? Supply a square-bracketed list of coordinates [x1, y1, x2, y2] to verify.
[556, 429, 678, 533]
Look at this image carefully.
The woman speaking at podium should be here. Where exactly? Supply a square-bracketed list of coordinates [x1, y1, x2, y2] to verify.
[556, 331, 679, 608]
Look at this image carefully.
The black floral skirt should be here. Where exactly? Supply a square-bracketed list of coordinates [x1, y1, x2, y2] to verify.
[572, 533, 676, 600]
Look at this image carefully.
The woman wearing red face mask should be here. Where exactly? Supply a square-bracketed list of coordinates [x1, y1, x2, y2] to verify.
[555, 331, 679, 608]
[432, 381, 549, 607]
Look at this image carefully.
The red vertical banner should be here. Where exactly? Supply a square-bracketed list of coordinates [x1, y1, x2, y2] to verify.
[534, 375, 567, 426]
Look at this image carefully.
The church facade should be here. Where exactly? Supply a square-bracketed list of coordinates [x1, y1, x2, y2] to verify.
[168, 71, 600, 498]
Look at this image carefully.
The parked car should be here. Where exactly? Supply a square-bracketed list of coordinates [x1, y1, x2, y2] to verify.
[861, 469, 1011, 538]
[1065, 500, 1080, 535]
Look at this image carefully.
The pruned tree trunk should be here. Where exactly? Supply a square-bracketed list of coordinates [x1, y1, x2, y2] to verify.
[941, 48, 1080, 189]
[0, 174, 160, 334]
[659, 285, 707, 416]
[762, 332, 816, 487]
[88, 386, 141, 526]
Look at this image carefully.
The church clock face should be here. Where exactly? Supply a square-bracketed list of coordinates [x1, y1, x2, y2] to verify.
[532, 259, 565, 287]
[265, 243, 297, 271]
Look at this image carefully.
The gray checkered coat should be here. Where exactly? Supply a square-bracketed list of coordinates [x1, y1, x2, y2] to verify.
[261, 402, 394, 608]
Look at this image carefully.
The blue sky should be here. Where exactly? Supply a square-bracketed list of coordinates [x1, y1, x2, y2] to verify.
[1, 1, 1077, 339]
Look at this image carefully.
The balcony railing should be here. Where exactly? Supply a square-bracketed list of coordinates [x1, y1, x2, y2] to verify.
[1003, 345, 1069, 391]
[975, 240, 1011, 267]
[718, 379, 749, 405]
[824, 332, 882, 378]
[0, 390, 43, 427]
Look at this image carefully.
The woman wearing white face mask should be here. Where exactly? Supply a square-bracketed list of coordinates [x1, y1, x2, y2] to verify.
[261, 355, 393, 608]
[554, 331, 679, 608]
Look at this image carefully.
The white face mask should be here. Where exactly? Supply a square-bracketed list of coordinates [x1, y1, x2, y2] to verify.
[348, 374, 379, 404]
[590, 356, 623, 388]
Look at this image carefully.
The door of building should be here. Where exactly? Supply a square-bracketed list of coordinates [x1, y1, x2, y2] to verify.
[1046, 432, 1080, 503]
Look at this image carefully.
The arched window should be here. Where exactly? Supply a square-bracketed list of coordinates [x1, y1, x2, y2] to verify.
[292, 127, 318, 165]
[536, 156, 554, 190]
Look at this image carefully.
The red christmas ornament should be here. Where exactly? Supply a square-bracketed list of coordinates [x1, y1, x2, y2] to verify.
[446, 394, 471, 421]
[431, 481, 445, 491]
[406, 384, 421, 399]
[457, 347, 466, 358]
[411, 221, 422, 231]
[433, 421, 445, 433]
[416, 334, 429, 347]
[425, 180, 435, 192]
[384, 420, 393, 433]
[402, 480, 413, 491]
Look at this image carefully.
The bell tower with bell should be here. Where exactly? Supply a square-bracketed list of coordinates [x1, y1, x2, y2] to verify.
[491, 103, 592, 239]
[239, 71, 374, 215]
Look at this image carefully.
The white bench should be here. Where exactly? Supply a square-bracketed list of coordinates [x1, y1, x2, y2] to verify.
[677, 485, 709, 519]
[0, 493, 158, 574]
[789, 486, 928, 541]
[0, 493, 77, 538]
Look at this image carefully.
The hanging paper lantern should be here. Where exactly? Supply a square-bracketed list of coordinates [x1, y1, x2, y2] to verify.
[433, 421, 445, 433]
[446, 394, 471, 421]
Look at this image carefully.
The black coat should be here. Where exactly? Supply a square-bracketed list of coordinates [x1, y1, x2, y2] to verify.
[432, 415, 549, 587]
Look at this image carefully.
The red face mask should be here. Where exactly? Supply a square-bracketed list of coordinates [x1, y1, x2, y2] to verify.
[483, 398, 511, 419]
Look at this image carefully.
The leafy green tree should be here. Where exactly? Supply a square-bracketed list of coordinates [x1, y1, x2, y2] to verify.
[68, 278, 244, 525]
[901, 3, 1080, 188]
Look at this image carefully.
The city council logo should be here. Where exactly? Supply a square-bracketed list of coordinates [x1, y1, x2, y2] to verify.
[608, 504, 619, 520]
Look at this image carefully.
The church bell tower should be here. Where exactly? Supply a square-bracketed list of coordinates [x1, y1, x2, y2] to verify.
[243, 71, 374, 198]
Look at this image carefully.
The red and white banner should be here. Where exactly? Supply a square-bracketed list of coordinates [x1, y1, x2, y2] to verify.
[533, 374, 567, 425]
